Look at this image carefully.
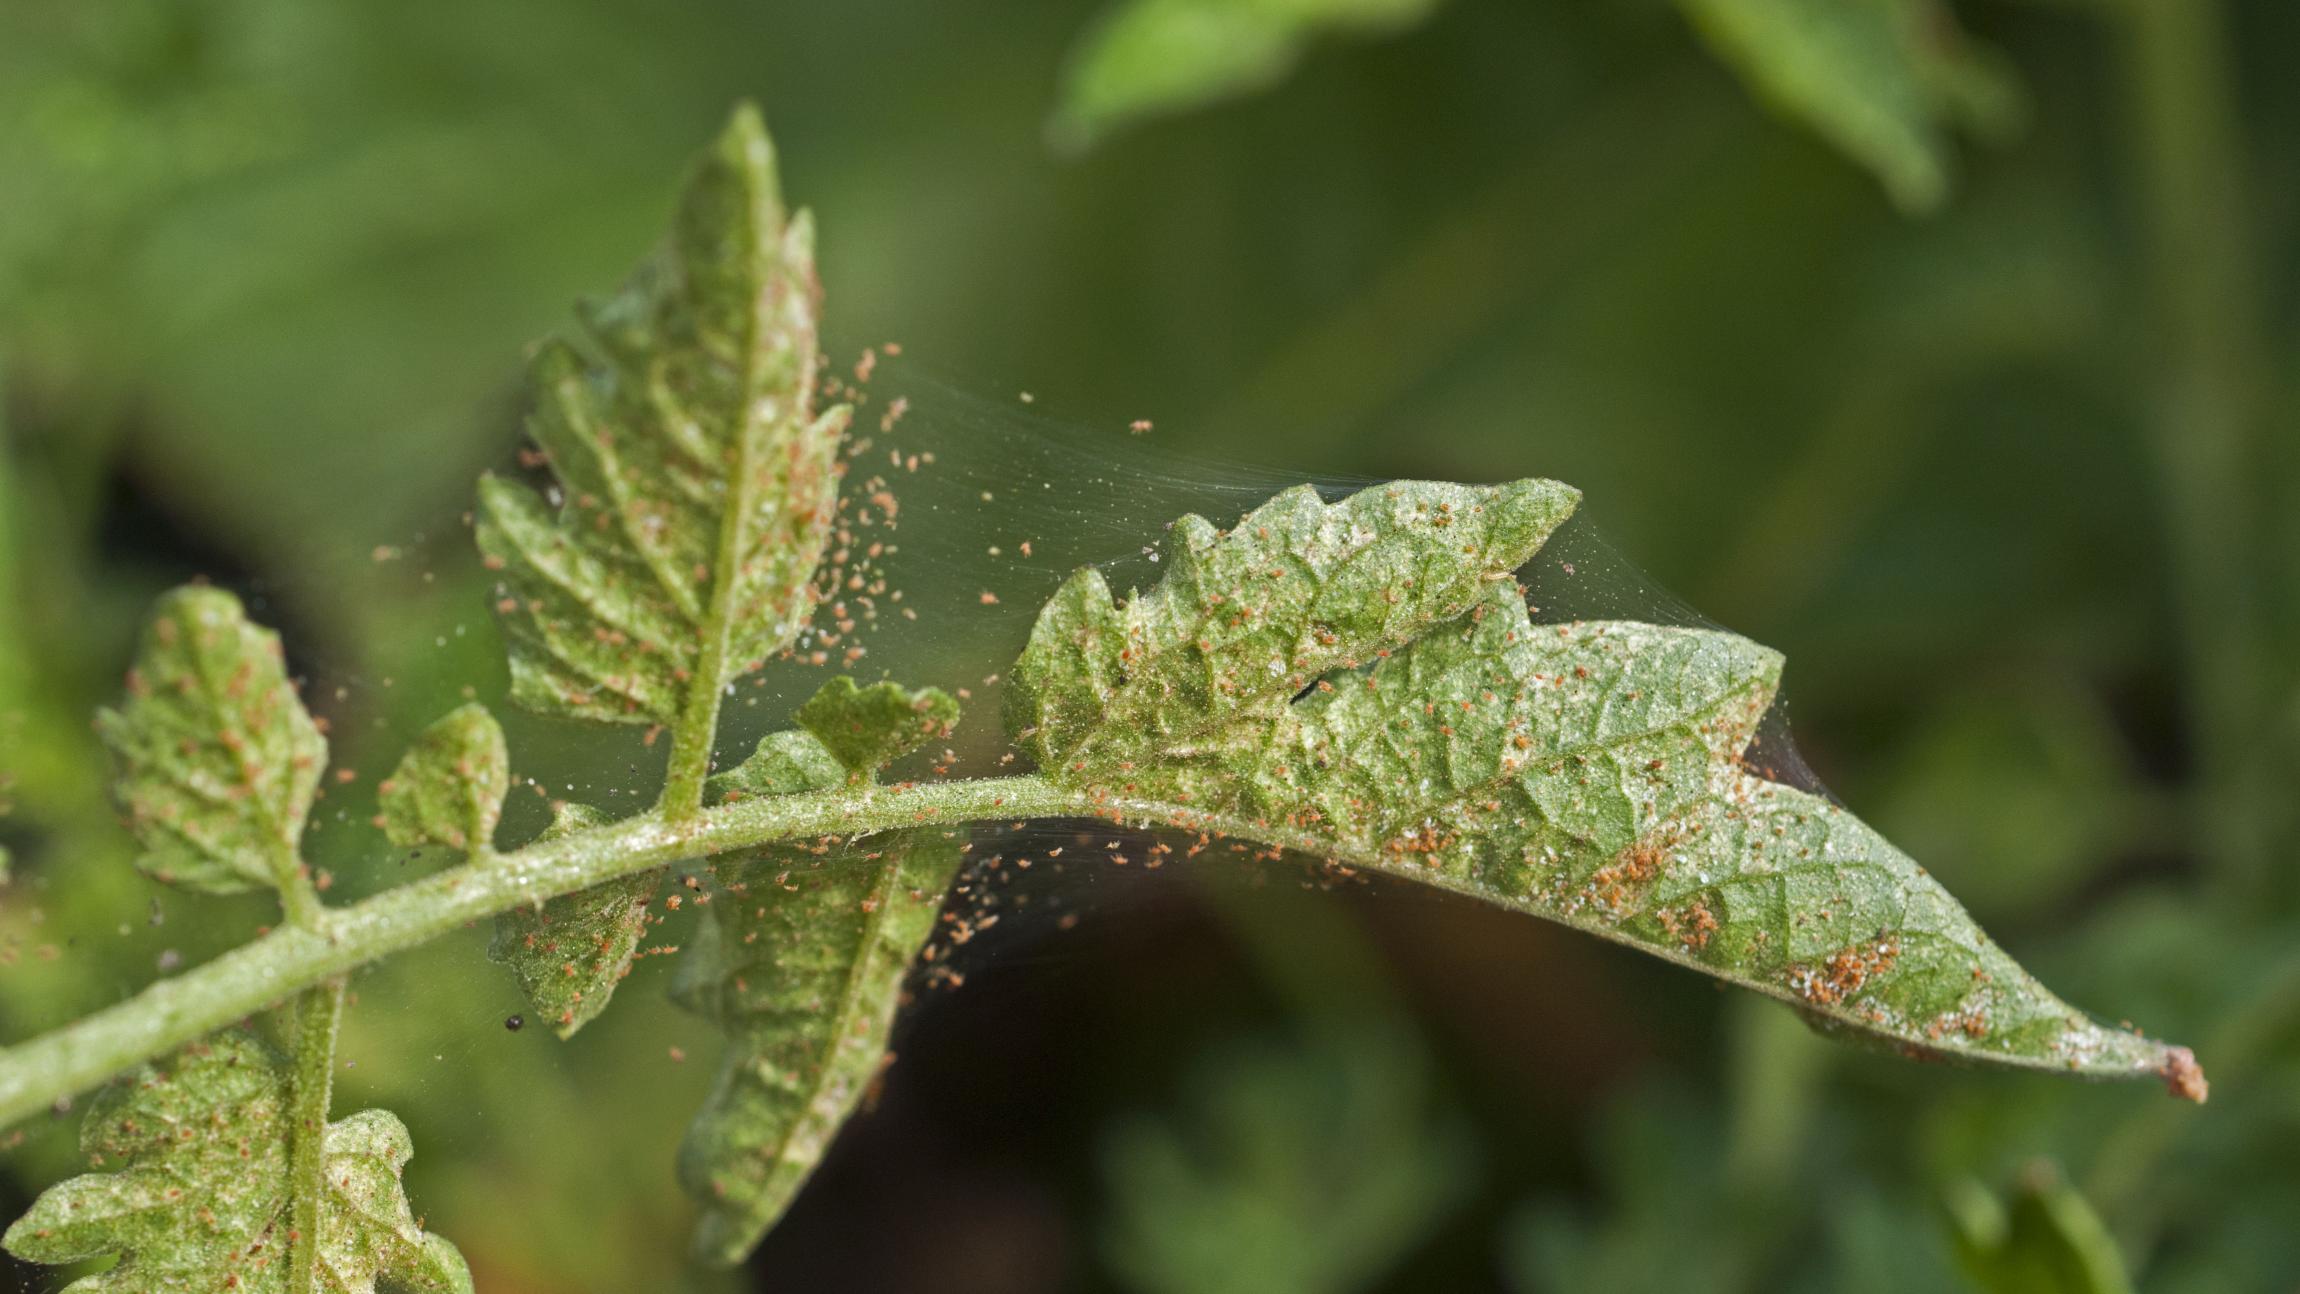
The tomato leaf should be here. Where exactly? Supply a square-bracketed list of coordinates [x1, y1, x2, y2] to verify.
[2, 1030, 468, 1293]
[474, 105, 845, 745]
[96, 587, 324, 899]
[1012, 483, 2196, 1085]
[489, 802, 660, 1039]
[378, 702, 508, 854]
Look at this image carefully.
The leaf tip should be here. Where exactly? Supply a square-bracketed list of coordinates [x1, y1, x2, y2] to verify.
[702, 99, 782, 215]
[2159, 1045, 2208, 1104]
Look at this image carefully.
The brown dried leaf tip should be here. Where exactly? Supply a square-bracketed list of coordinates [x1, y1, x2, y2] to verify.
[2160, 1046, 2208, 1104]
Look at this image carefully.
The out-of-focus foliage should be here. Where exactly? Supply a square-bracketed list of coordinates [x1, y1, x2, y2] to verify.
[3, 0, 2296, 1289]
[1053, 0, 1444, 150]
[1676, 0, 2021, 213]
[1054, 0, 2018, 210]
[1100, 1024, 1471, 1294]
[1947, 1165, 2133, 1294]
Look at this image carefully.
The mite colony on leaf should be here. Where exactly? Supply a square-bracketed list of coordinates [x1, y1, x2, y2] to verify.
[0, 100, 2207, 1294]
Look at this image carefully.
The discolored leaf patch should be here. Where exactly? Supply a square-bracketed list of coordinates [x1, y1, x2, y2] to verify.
[1009, 478, 1579, 777]
[672, 829, 962, 1266]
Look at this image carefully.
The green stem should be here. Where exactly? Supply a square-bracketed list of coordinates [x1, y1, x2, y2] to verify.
[283, 980, 346, 1294]
[0, 764, 2194, 1131]
[278, 857, 329, 933]
[2116, 0, 2268, 887]
[0, 774, 1082, 1129]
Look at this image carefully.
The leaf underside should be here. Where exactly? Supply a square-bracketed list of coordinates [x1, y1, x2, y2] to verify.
[1013, 480, 2191, 1085]
[795, 675, 960, 778]
[1, 1031, 468, 1293]
[96, 586, 325, 898]
[475, 104, 844, 728]
[378, 702, 508, 853]
[673, 722, 964, 1266]
[490, 802, 660, 1039]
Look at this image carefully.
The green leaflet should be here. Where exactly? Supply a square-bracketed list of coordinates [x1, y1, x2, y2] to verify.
[672, 683, 968, 1265]
[1010, 479, 1580, 776]
[378, 702, 508, 854]
[1013, 485, 2194, 1084]
[672, 826, 962, 1267]
[794, 675, 961, 780]
[474, 104, 846, 734]
[1676, 0, 2021, 214]
[2, 1030, 468, 1293]
[96, 586, 324, 899]
[707, 727, 849, 805]
[1051, 0, 1444, 149]
[489, 802, 659, 1038]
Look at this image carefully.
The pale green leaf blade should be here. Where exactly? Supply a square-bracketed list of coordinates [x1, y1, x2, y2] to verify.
[794, 675, 961, 779]
[489, 802, 660, 1038]
[706, 728, 850, 805]
[474, 103, 845, 730]
[95, 586, 325, 897]
[1018, 487, 2199, 1090]
[378, 702, 508, 854]
[2, 1031, 468, 1293]
[1053, 0, 1445, 150]
[673, 830, 963, 1267]
[1623, 773, 2174, 1078]
[1009, 478, 1580, 774]
[1677, 0, 2021, 213]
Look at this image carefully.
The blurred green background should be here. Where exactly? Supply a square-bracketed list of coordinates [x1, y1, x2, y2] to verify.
[3, 0, 2297, 1290]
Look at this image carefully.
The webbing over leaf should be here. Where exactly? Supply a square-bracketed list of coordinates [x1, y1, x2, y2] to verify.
[673, 698, 966, 1264]
[489, 802, 658, 1038]
[474, 105, 845, 749]
[1013, 483, 2195, 1084]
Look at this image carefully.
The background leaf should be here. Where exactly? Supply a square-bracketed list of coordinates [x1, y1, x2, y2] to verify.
[1052, 0, 1446, 149]
[1101, 1024, 1472, 1294]
[1674, 0, 2020, 212]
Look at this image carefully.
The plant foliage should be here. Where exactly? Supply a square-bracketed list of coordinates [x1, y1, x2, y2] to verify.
[0, 102, 2205, 1290]
[2, 1030, 469, 1293]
